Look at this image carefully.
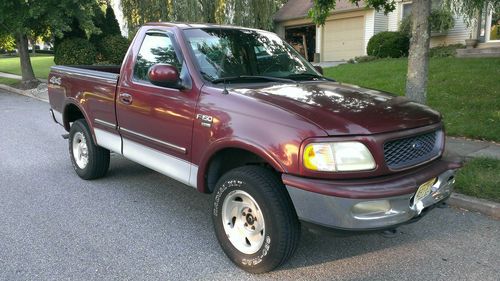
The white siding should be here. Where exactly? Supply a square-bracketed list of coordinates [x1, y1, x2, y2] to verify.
[386, 1, 471, 46]
[364, 10, 375, 55]
[374, 11, 389, 34]
[387, 3, 402, 31]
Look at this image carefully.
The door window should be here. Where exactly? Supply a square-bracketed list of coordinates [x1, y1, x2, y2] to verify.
[133, 33, 183, 82]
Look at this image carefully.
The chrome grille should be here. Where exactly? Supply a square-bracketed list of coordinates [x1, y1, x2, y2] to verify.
[384, 131, 441, 170]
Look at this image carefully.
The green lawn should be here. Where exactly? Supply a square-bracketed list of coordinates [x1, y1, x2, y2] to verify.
[0, 55, 54, 79]
[454, 158, 500, 203]
[0, 77, 20, 86]
[324, 58, 500, 142]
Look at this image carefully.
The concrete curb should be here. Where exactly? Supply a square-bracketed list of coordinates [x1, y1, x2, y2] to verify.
[0, 83, 48, 103]
[448, 193, 500, 219]
[0, 83, 24, 95]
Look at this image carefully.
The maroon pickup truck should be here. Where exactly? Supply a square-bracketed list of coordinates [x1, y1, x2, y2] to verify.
[48, 23, 462, 273]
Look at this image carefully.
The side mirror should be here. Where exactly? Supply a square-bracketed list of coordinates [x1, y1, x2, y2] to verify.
[314, 65, 323, 75]
[148, 64, 182, 89]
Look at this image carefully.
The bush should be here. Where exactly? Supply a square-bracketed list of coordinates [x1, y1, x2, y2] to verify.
[367, 32, 410, 58]
[97, 35, 128, 64]
[347, 55, 379, 64]
[54, 38, 96, 65]
[429, 44, 465, 57]
[399, 16, 412, 38]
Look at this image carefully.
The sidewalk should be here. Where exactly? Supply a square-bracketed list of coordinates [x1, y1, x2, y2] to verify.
[446, 137, 500, 160]
[0, 71, 22, 80]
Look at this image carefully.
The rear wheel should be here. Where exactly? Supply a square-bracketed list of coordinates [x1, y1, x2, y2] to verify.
[69, 119, 110, 180]
[212, 166, 300, 273]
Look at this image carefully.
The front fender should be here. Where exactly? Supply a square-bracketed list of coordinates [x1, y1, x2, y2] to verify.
[196, 137, 287, 193]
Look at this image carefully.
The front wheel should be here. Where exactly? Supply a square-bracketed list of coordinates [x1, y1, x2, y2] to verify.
[69, 119, 110, 180]
[212, 166, 300, 273]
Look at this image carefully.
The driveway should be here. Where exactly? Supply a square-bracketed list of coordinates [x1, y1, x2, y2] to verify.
[0, 91, 499, 280]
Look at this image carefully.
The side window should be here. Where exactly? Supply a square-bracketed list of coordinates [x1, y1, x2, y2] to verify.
[133, 33, 183, 82]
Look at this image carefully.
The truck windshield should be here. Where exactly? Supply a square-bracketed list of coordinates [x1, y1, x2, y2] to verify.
[183, 28, 321, 82]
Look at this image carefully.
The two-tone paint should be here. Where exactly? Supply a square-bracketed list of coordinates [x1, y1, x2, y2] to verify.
[48, 22, 462, 231]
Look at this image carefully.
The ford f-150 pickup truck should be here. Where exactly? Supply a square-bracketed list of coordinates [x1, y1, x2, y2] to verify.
[48, 23, 463, 273]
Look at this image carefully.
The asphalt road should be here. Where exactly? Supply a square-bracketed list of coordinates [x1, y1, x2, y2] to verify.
[1, 91, 499, 281]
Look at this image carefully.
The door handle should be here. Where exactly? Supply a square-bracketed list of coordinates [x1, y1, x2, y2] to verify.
[119, 93, 133, 105]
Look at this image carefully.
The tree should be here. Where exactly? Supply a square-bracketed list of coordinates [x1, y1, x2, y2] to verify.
[104, 5, 122, 36]
[0, 0, 98, 89]
[120, 0, 286, 32]
[0, 32, 16, 53]
[405, 0, 431, 104]
[227, 0, 286, 30]
[310, 0, 499, 104]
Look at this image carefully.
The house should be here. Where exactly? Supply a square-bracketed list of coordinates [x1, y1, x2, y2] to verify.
[274, 0, 500, 61]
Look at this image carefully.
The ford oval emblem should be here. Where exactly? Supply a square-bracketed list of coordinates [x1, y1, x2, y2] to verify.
[412, 140, 423, 150]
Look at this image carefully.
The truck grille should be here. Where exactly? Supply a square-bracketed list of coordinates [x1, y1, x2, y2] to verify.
[384, 130, 441, 170]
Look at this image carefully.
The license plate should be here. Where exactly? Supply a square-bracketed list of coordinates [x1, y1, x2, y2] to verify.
[414, 177, 437, 203]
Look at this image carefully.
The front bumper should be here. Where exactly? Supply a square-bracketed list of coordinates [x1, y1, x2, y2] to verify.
[283, 156, 462, 231]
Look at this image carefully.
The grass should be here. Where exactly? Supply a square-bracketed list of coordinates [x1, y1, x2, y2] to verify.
[0, 55, 54, 79]
[0, 77, 20, 86]
[454, 158, 500, 203]
[324, 57, 500, 142]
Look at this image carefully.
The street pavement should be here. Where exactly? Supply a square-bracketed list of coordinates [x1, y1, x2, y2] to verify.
[1, 90, 499, 281]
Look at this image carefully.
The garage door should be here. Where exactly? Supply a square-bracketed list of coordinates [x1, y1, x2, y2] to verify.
[323, 16, 364, 61]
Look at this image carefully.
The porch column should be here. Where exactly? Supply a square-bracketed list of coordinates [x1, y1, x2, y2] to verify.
[314, 25, 322, 62]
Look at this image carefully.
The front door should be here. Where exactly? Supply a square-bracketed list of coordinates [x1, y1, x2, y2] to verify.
[116, 30, 198, 187]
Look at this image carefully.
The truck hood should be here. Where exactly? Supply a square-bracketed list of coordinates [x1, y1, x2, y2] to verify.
[231, 82, 441, 135]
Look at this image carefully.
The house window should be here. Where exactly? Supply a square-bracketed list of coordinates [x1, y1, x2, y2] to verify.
[402, 3, 412, 19]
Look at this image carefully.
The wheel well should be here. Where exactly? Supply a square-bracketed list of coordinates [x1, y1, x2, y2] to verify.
[205, 148, 279, 193]
[63, 104, 84, 131]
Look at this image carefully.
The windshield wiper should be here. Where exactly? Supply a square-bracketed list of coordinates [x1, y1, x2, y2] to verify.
[211, 75, 296, 84]
[284, 73, 325, 80]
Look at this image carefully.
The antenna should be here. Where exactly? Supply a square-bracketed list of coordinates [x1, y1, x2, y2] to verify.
[222, 78, 229, 95]
[218, 22, 229, 95]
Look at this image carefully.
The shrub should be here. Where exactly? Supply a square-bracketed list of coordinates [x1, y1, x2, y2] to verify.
[367, 32, 410, 58]
[347, 55, 379, 64]
[54, 38, 96, 65]
[97, 35, 129, 64]
[399, 16, 412, 38]
[429, 44, 465, 57]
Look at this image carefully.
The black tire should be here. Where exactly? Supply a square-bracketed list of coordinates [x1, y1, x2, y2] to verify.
[212, 166, 300, 273]
[69, 119, 110, 180]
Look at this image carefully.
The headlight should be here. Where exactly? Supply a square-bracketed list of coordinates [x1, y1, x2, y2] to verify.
[303, 142, 376, 172]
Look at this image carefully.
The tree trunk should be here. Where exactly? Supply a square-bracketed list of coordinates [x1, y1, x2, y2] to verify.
[405, 0, 431, 104]
[15, 33, 39, 89]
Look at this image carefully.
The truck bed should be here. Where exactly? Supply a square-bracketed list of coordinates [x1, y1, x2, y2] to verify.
[48, 65, 121, 131]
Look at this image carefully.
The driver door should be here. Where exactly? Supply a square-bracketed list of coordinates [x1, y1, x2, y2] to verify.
[116, 30, 198, 186]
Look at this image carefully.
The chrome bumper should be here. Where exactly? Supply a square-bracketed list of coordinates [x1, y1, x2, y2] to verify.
[286, 169, 457, 230]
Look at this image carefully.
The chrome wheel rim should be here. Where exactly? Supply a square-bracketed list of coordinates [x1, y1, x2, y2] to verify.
[72, 132, 89, 169]
[221, 190, 265, 255]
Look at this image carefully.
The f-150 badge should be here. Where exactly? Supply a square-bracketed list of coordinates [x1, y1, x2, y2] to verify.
[196, 114, 213, 128]
[49, 76, 61, 86]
